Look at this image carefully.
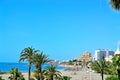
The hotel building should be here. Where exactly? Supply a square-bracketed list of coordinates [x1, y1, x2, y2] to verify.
[94, 49, 115, 61]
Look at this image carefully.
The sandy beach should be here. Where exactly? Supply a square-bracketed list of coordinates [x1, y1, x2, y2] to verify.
[0, 70, 108, 80]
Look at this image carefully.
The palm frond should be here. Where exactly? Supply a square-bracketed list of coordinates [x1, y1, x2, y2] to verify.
[110, 0, 120, 10]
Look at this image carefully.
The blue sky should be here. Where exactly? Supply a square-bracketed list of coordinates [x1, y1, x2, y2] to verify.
[0, 0, 120, 62]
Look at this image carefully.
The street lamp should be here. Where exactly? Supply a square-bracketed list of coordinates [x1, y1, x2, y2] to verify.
[87, 68, 94, 80]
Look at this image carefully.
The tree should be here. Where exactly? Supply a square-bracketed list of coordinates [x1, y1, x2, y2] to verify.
[91, 59, 108, 80]
[32, 70, 46, 80]
[19, 47, 39, 80]
[32, 52, 49, 80]
[44, 64, 62, 80]
[104, 61, 117, 75]
[112, 55, 120, 80]
[8, 68, 25, 80]
[110, 0, 120, 10]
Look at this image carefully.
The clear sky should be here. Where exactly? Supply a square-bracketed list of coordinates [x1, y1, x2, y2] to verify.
[0, 0, 120, 62]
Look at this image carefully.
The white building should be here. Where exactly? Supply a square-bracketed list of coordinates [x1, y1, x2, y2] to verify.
[94, 49, 115, 61]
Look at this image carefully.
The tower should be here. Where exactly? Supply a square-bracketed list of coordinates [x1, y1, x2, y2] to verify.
[115, 41, 120, 56]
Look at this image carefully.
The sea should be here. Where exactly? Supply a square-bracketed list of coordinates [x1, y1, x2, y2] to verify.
[0, 62, 65, 72]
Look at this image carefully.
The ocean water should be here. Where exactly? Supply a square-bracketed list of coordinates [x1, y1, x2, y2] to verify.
[0, 62, 64, 72]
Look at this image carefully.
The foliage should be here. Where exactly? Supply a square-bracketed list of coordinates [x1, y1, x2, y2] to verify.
[0, 76, 2, 80]
[103, 61, 117, 75]
[19, 47, 39, 80]
[91, 59, 108, 73]
[61, 76, 71, 80]
[8, 68, 25, 80]
[105, 75, 118, 80]
[32, 70, 46, 79]
[68, 60, 74, 65]
[112, 55, 120, 80]
[112, 55, 120, 68]
[44, 64, 62, 80]
[110, 0, 120, 10]
[91, 58, 108, 80]
[32, 52, 49, 80]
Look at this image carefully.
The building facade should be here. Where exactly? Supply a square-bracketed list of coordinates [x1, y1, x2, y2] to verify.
[94, 49, 115, 61]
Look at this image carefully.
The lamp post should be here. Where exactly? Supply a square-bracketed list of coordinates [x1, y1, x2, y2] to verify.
[87, 68, 94, 80]
[90, 69, 92, 80]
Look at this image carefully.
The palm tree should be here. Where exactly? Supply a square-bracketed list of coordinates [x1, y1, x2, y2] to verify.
[112, 55, 120, 80]
[110, 0, 120, 10]
[32, 69, 46, 80]
[91, 58, 108, 80]
[44, 64, 62, 80]
[19, 47, 39, 80]
[32, 52, 49, 80]
[8, 68, 25, 80]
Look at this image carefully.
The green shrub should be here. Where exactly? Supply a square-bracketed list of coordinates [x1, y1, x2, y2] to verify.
[61, 76, 71, 80]
[0, 76, 2, 80]
[8, 68, 25, 80]
[105, 75, 118, 80]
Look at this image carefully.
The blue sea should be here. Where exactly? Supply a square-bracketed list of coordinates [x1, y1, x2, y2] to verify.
[0, 62, 65, 72]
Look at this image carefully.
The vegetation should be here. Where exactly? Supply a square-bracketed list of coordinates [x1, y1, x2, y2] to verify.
[0, 76, 2, 80]
[8, 68, 25, 80]
[91, 55, 120, 80]
[112, 55, 120, 80]
[104, 61, 116, 75]
[19, 47, 39, 80]
[61, 76, 71, 80]
[91, 58, 108, 80]
[110, 0, 120, 10]
[32, 52, 49, 80]
[105, 75, 118, 80]
[44, 64, 62, 80]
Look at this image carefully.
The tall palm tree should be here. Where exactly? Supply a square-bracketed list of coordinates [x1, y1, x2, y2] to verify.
[91, 58, 108, 80]
[44, 64, 62, 80]
[112, 55, 120, 80]
[19, 47, 39, 80]
[110, 0, 120, 10]
[32, 52, 49, 80]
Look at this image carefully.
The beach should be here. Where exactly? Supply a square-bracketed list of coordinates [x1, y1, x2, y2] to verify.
[0, 70, 108, 80]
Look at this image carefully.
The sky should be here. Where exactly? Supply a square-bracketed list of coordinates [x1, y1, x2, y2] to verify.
[0, 0, 120, 62]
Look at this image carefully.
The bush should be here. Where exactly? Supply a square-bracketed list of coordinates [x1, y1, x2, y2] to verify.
[61, 76, 71, 80]
[0, 76, 2, 80]
[8, 68, 25, 80]
[105, 75, 118, 80]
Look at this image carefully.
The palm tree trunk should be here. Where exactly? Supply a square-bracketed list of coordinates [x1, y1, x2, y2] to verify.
[39, 67, 42, 80]
[37, 67, 42, 80]
[117, 68, 120, 80]
[51, 75, 53, 80]
[36, 68, 40, 80]
[28, 63, 31, 80]
[101, 71, 104, 80]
